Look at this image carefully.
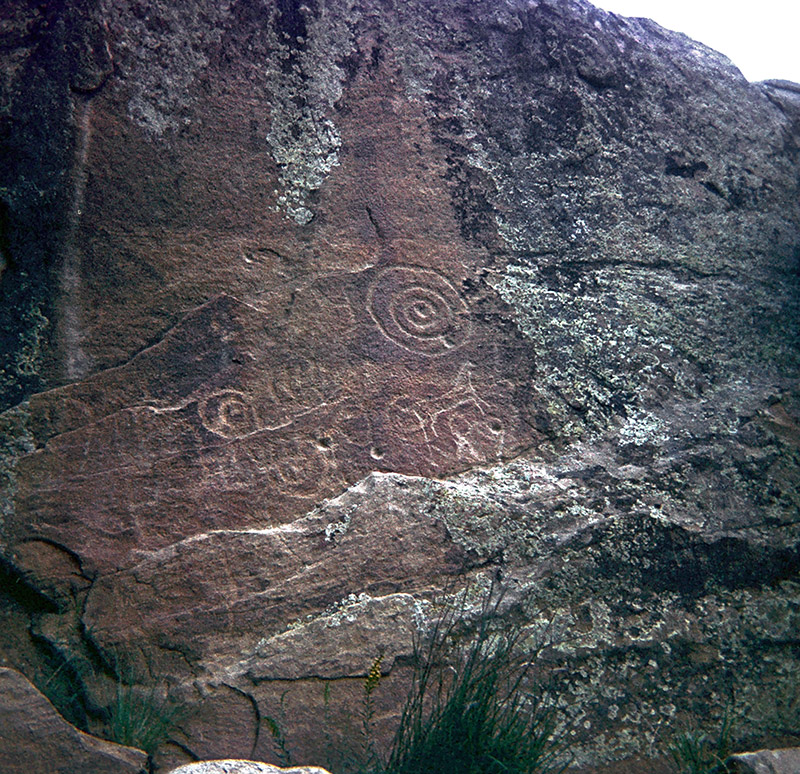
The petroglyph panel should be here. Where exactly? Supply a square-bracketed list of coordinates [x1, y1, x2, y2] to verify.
[264, 437, 335, 498]
[367, 267, 472, 355]
[195, 418, 346, 505]
[3, 273, 544, 571]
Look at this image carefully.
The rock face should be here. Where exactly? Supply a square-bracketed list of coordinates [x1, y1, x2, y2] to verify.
[0, 667, 147, 774]
[1, 0, 799, 772]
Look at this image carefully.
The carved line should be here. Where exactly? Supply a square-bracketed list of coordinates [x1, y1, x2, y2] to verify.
[383, 365, 508, 468]
[264, 434, 340, 497]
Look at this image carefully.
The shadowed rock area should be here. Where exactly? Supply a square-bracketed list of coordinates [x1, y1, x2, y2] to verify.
[0, 667, 147, 774]
[1, 0, 799, 771]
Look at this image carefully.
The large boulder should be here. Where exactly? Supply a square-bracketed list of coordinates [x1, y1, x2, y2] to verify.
[1, 0, 798, 771]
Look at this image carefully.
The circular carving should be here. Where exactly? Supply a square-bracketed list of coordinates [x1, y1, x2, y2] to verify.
[198, 390, 259, 438]
[367, 267, 471, 355]
[266, 439, 328, 497]
[268, 360, 323, 406]
[260, 359, 338, 429]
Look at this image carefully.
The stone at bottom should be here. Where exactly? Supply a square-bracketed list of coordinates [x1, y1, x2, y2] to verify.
[0, 667, 147, 774]
[168, 761, 333, 774]
[728, 748, 800, 774]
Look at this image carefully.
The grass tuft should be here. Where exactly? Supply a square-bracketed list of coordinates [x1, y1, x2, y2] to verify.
[668, 712, 734, 774]
[106, 681, 183, 756]
[376, 583, 566, 774]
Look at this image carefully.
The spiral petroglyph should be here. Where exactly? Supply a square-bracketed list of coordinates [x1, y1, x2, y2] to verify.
[368, 267, 471, 355]
[198, 390, 259, 438]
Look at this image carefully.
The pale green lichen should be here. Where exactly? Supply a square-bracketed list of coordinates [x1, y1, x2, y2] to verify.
[107, 0, 352, 224]
[103, 0, 235, 135]
[258, 592, 377, 644]
[378, 439, 800, 766]
[0, 403, 34, 538]
[322, 592, 376, 628]
[324, 511, 351, 542]
[529, 582, 800, 766]
[265, 0, 358, 225]
[11, 300, 49, 379]
[0, 297, 49, 403]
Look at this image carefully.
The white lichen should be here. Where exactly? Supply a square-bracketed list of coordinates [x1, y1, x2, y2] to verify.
[103, 0, 235, 136]
[619, 410, 668, 446]
[324, 511, 351, 542]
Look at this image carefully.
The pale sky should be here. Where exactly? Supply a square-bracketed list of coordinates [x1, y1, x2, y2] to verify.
[593, 0, 800, 84]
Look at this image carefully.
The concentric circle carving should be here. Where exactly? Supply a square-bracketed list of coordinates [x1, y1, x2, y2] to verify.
[198, 390, 259, 438]
[367, 267, 471, 355]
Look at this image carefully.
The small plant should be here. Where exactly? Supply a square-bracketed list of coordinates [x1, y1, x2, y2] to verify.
[361, 651, 385, 769]
[377, 584, 566, 774]
[264, 690, 294, 766]
[34, 656, 90, 731]
[106, 681, 183, 756]
[668, 712, 734, 774]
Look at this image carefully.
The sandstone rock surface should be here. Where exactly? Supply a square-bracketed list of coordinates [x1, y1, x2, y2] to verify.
[0, 667, 147, 774]
[1, 0, 799, 771]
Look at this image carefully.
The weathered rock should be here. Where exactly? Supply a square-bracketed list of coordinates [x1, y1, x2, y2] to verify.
[729, 748, 800, 774]
[168, 763, 332, 774]
[1, 0, 798, 772]
[1, 282, 538, 580]
[0, 667, 147, 774]
[82, 474, 471, 675]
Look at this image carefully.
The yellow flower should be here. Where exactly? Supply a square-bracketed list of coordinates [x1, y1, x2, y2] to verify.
[364, 652, 384, 696]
